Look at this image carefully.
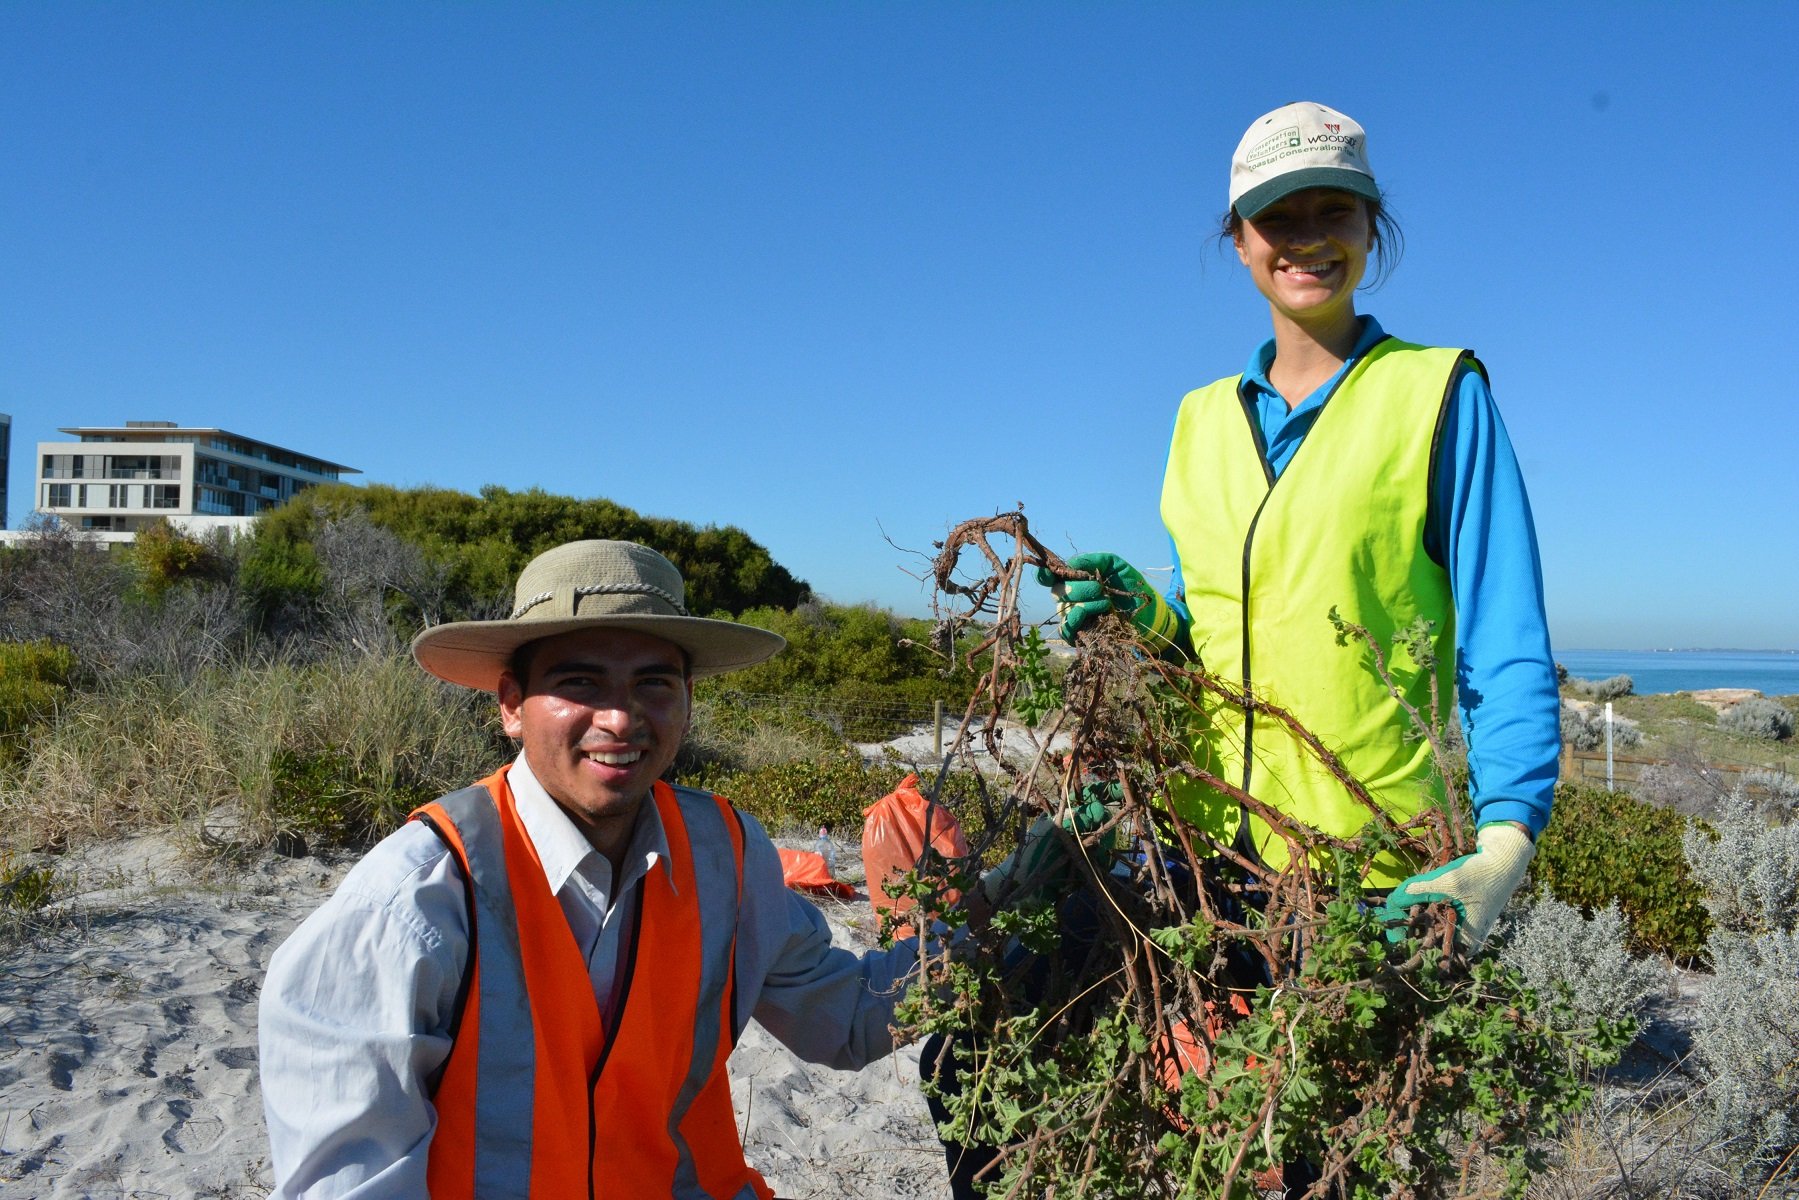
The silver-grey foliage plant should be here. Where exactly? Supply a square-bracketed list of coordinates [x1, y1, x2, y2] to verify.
[1745, 767, 1799, 813]
[1559, 704, 1643, 752]
[1717, 697, 1795, 741]
[1683, 788, 1799, 1169]
[1498, 896, 1665, 1029]
[1566, 673, 1635, 701]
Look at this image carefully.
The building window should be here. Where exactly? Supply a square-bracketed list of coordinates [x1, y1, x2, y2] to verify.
[148, 485, 179, 509]
[45, 483, 71, 507]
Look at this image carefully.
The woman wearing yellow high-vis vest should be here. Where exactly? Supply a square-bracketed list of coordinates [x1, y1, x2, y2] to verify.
[1039, 101, 1559, 953]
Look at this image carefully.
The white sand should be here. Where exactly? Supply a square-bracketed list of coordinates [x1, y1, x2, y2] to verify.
[0, 833, 945, 1199]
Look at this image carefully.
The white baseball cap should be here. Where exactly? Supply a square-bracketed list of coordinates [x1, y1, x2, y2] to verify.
[1229, 101, 1378, 220]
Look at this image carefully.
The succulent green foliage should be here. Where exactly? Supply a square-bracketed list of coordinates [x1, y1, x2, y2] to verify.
[1009, 626, 1064, 728]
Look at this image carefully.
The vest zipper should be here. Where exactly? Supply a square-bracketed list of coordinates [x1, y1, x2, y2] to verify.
[1233, 382, 1278, 802]
[587, 886, 648, 1198]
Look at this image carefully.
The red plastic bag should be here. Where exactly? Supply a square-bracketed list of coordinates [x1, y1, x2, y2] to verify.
[861, 773, 969, 935]
[778, 848, 855, 898]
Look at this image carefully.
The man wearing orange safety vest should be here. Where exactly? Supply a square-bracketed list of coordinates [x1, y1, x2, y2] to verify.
[259, 540, 927, 1199]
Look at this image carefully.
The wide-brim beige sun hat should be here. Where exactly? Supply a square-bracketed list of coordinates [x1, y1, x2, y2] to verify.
[411, 539, 786, 691]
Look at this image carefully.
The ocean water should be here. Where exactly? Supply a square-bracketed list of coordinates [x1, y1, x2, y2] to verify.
[1552, 649, 1799, 696]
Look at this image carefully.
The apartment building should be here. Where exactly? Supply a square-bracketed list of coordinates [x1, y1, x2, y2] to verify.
[34, 421, 358, 538]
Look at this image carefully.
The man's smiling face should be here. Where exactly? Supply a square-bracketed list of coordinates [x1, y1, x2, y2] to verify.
[498, 627, 692, 851]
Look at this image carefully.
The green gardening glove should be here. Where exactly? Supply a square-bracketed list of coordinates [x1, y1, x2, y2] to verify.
[1035, 553, 1188, 654]
[979, 782, 1119, 905]
[1379, 822, 1536, 953]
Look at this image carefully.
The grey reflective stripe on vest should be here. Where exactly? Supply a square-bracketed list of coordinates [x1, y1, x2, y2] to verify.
[431, 786, 537, 1199]
[666, 785, 744, 1200]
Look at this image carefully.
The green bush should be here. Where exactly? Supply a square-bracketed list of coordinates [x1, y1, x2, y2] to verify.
[691, 752, 991, 845]
[702, 601, 989, 744]
[247, 482, 809, 623]
[0, 640, 76, 767]
[694, 752, 906, 835]
[1531, 782, 1711, 960]
[0, 849, 61, 913]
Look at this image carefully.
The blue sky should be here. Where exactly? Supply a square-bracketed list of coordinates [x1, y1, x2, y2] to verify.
[3, 3, 1794, 651]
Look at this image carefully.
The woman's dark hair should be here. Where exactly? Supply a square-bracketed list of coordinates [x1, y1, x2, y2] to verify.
[1218, 194, 1405, 290]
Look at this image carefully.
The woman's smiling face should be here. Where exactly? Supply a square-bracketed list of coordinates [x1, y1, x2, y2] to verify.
[1234, 187, 1373, 331]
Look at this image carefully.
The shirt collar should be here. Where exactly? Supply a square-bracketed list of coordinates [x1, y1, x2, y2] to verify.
[508, 752, 674, 896]
[1241, 314, 1388, 395]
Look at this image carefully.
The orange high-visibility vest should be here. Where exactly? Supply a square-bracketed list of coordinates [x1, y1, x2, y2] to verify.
[412, 767, 773, 1200]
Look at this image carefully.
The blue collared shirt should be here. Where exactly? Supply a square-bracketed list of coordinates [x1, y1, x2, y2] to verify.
[1166, 316, 1559, 836]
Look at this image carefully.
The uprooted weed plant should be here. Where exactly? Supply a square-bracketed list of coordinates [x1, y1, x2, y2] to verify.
[888, 512, 1631, 1199]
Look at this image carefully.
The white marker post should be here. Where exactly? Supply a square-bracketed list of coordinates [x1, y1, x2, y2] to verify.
[1605, 701, 1615, 791]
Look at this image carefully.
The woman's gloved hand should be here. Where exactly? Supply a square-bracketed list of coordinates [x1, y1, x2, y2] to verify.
[1035, 553, 1187, 655]
[1379, 822, 1536, 953]
[978, 782, 1120, 907]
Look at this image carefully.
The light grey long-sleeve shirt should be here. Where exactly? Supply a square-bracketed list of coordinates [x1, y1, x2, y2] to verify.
[258, 753, 919, 1199]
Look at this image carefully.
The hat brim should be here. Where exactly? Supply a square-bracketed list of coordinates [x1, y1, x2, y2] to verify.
[1233, 167, 1380, 221]
[411, 614, 786, 692]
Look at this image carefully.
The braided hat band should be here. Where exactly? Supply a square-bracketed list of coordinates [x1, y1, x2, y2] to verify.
[511, 582, 689, 620]
[412, 539, 785, 692]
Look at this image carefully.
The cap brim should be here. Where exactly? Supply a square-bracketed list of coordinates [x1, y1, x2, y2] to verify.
[411, 614, 786, 691]
[1234, 167, 1380, 221]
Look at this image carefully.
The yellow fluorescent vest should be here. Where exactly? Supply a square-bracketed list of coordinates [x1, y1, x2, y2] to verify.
[1160, 337, 1475, 885]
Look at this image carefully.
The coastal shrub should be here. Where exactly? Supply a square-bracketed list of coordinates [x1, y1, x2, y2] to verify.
[1745, 767, 1799, 812]
[0, 640, 76, 767]
[1531, 783, 1710, 960]
[695, 753, 988, 844]
[0, 849, 61, 914]
[714, 600, 981, 733]
[248, 482, 810, 623]
[126, 519, 231, 601]
[1559, 704, 1643, 752]
[1682, 790, 1799, 1174]
[0, 848, 66, 946]
[1718, 697, 1794, 741]
[1565, 673, 1634, 701]
[1498, 896, 1666, 1029]
[697, 753, 909, 836]
[1683, 788, 1799, 937]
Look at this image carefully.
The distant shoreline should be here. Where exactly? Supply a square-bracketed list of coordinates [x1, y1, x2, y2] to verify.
[1559, 648, 1799, 656]
[1553, 649, 1799, 697]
